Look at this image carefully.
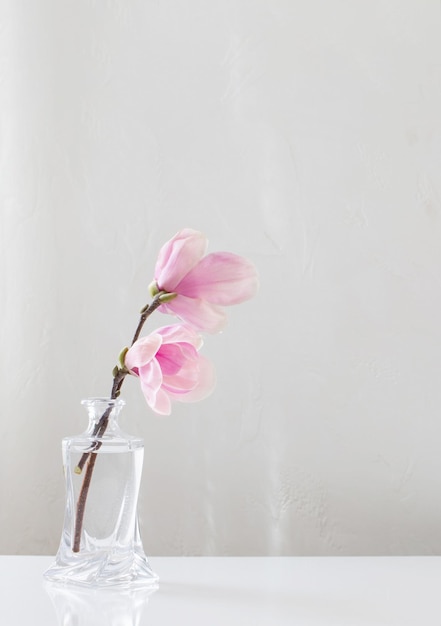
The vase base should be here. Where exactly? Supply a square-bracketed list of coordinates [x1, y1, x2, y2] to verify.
[44, 549, 159, 589]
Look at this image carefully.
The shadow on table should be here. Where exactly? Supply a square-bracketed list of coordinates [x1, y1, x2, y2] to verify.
[156, 580, 401, 624]
[44, 581, 157, 626]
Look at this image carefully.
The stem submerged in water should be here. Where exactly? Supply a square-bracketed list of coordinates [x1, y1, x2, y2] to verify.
[72, 295, 163, 553]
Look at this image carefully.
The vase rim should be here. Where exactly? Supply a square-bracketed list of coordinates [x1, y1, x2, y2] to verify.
[81, 397, 126, 407]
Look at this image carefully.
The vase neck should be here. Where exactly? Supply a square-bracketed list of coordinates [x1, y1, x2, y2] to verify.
[81, 397, 125, 434]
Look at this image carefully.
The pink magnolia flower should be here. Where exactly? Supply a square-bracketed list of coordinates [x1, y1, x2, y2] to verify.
[124, 324, 215, 415]
[152, 228, 259, 333]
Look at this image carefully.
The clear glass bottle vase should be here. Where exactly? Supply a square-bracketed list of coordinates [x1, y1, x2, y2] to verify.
[44, 397, 158, 588]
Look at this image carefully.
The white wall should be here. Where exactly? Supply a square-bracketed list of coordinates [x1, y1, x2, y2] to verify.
[1, 0, 441, 556]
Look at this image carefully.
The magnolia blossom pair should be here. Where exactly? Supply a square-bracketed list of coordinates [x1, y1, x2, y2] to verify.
[124, 229, 258, 415]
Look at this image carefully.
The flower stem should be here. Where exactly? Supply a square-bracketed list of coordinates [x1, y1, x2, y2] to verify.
[131, 296, 162, 344]
[72, 295, 163, 553]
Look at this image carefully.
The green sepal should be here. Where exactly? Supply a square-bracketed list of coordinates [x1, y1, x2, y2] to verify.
[158, 292, 178, 303]
[118, 347, 129, 368]
[148, 280, 159, 298]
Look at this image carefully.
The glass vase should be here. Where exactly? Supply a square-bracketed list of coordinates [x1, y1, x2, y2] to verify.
[44, 397, 158, 588]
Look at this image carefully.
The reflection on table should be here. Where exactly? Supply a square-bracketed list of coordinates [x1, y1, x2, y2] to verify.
[45, 580, 157, 626]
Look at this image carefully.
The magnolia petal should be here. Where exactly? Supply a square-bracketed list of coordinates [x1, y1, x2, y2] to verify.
[154, 229, 207, 292]
[156, 323, 204, 350]
[167, 355, 216, 403]
[139, 380, 157, 408]
[138, 359, 163, 394]
[162, 359, 200, 393]
[175, 252, 259, 305]
[155, 342, 198, 376]
[160, 295, 227, 334]
[139, 359, 168, 413]
[125, 334, 162, 370]
[149, 387, 172, 416]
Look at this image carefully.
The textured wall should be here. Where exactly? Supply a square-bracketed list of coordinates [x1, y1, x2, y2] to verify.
[1, 0, 441, 556]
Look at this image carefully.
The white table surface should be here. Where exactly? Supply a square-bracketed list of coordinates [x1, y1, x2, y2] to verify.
[0, 556, 440, 625]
